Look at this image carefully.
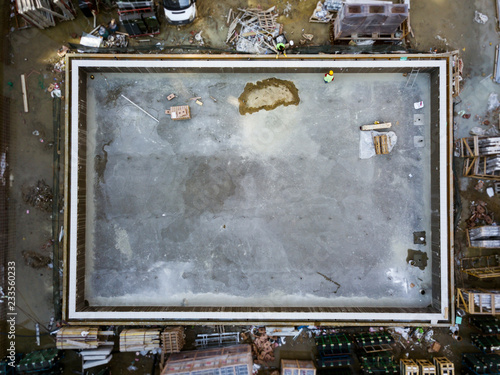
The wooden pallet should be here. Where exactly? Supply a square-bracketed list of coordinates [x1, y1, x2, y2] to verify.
[165, 105, 191, 120]
[463, 266, 500, 279]
[160, 327, 185, 371]
[373, 134, 389, 155]
[361, 122, 391, 131]
[461, 255, 500, 279]
[363, 344, 392, 353]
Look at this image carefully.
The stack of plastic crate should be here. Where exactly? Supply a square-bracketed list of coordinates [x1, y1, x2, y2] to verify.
[117, 0, 160, 37]
[472, 334, 500, 353]
[15, 349, 62, 374]
[354, 332, 397, 375]
[463, 353, 500, 374]
[470, 316, 500, 334]
[315, 333, 352, 369]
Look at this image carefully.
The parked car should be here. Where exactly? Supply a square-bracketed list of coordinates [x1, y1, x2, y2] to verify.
[163, 0, 197, 25]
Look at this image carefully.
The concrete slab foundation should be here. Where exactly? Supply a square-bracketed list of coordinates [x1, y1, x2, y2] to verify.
[64, 56, 453, 324]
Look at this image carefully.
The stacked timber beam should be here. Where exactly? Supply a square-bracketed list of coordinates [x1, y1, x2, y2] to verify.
[226, 7, 281, 54]
[56, 326, 114, 349]
[120, 328, 161, 352]
[15, 0, 75, 29]
[452, 50, 464, 97]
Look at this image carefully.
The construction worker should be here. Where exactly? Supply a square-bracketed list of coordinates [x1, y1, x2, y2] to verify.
[324, 70, 334, 83]
[98, 25, 109, 39]
[108, 19, 118, 35]
[276, 42, 287, 58]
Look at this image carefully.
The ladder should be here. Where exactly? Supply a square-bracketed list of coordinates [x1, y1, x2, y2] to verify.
[406, 68, 420, 87]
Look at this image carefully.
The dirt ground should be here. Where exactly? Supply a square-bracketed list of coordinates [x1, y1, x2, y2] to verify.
[1, 0, 500, 373]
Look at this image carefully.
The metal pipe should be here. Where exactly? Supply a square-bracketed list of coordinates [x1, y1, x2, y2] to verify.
[120, 94, 159, 123]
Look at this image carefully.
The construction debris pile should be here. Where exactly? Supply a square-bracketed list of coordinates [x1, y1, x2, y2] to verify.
[22, 250, 51, 269]
[466, 201, 493, 228]
[86, 26, 129, 48]
[15, 0, 75, 29]
[226, 7, 281, 54]
[250, 327, 276, 363]
[22, 180, 54, 211]
[310, 0, 335, 23]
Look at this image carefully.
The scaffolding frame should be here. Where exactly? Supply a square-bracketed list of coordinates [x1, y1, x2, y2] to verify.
[461, 255, 500, 279]
[416, 359, 436, 375]
[401, 358, 419, 375]
[433, 357, 454, 375]
[457, 288, 500, 315]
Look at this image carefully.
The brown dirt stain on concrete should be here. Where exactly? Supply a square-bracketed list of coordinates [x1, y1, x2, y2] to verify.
[238, 78, 300, 115]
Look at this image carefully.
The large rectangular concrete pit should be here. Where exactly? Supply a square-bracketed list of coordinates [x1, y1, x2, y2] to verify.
[65, 56, 453, 324]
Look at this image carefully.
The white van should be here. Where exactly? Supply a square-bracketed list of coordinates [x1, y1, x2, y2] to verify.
[163, 0, 197, 25]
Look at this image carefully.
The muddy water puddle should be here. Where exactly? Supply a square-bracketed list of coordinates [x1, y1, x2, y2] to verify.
[238, 77, 300, 115]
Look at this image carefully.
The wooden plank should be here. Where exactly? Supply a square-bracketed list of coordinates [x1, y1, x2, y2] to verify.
[373, 136, 381, 155]
[20, 74, 28, 112]
[462, 138, 474, 157]
[497, 0, 500, 30]
[495, 45, 500, 84]
[360, 122, 391, 131]
[82, 355, 112, 370]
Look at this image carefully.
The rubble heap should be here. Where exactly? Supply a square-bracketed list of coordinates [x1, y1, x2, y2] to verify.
[226, 7, 281, 54]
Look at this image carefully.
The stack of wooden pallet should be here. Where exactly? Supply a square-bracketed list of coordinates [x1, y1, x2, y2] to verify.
[160, 327, 185, 370]
[56, 326, 113, 350]
[226, 7, 281, 54]
[161, 327, 184, 353]
[15, 0, 75, 29]
[120, 328, 161, 352]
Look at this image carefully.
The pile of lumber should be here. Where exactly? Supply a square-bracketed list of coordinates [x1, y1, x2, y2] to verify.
[226, 7, 281, 54]
[15, 0, 75, 29]
[56, 326, 113, 350]
[80, 346, 113, 370]
[120, 329, 161, 352]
